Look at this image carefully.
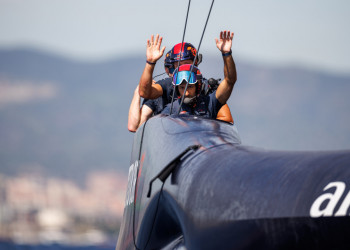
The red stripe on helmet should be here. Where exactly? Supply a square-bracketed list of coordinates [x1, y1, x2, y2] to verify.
[173, 43, 183, 54]
[178, 64, 193, 72]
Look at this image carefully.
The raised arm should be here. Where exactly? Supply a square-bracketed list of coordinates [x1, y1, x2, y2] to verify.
[215, 30, 237, 104]
[138, 34, 166, 99]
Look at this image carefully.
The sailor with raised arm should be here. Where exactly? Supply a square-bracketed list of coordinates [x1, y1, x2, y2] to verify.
[129, 41, 200, 132]
[161, 30, 237, 118]
[214, 30, 237, 107]
[128, 31, 236, 132]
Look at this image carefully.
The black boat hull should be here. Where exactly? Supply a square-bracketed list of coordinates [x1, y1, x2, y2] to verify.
[117, 115, 350, 249]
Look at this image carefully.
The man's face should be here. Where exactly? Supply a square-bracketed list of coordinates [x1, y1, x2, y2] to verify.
[178, 82, 196, 98]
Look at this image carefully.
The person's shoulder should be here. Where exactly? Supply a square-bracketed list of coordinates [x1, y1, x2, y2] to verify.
[208, 90, 220, 103]
[155, 77, 172, 93]
[156, 77, 172, 86]
[199, 90, 215, 99]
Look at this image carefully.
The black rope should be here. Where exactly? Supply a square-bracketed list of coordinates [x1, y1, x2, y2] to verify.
[153, 72, 167, 80]
[177, 0, 215, 115]
[170, 0, 191, 115]
[143, 181, 165, 249]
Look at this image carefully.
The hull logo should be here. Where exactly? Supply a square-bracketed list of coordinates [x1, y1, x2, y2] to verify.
[125, 160, 139, 207]
[310, 182, 350, 217]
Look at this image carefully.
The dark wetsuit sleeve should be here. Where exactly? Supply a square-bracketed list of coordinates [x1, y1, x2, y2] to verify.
[209, 91, 224, 118]
[157, 77, 174, 102]
[142, 99, 156, 112]
[157, 78, 171, 90]
[154, 77, 174, 114]
[141, 78, 171, 115]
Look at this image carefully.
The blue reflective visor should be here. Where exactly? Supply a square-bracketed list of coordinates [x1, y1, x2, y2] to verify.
[173, 70, 197, 86]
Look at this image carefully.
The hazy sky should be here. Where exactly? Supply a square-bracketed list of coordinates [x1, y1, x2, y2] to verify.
[1, 0, 350, 74]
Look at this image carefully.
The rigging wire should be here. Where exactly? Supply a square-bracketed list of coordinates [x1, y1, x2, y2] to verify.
[143, 182, 165, 249]
[177, 0, 215, 115]
[153, 72, 167, 80]
[170, 0, 192, 115]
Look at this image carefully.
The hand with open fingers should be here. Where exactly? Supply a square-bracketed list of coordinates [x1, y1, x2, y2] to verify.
[215, 30, 234, 54]
[146, 34, 166, 64]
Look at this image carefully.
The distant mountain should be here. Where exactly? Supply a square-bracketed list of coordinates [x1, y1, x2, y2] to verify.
[0, 49, 144, 182]
[0, 48, 349, 182]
